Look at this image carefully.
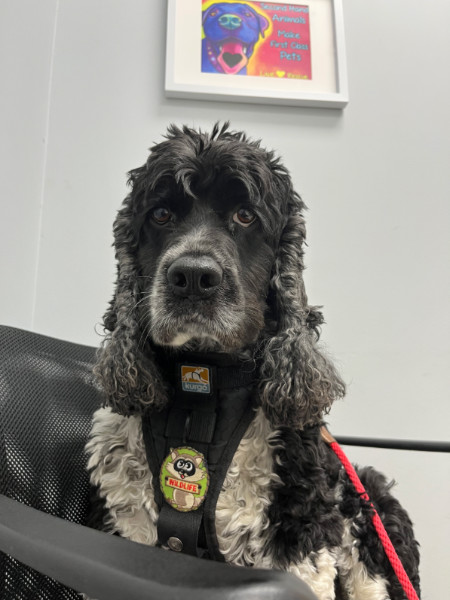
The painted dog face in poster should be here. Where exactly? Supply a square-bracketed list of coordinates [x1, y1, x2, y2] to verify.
[202, 3, 269, 74]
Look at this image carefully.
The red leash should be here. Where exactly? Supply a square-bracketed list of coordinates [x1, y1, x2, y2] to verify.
[321, 427, 420, 600]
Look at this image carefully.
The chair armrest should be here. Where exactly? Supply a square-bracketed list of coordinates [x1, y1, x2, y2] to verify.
[0, 495, 316, 600]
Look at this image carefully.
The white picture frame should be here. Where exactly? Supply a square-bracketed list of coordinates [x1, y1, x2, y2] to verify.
[165, 0, 349, 109]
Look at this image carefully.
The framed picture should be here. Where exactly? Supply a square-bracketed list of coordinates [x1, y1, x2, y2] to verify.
[165, 0, 349, 109]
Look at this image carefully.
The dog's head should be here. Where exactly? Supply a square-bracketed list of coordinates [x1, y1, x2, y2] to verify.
[132, 126, 286, 352]
[96, 123, 345, 428]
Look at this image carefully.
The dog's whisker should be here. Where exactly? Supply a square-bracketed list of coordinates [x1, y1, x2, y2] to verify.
[137, 317, 154, 350]
[121, 292, 153, 326]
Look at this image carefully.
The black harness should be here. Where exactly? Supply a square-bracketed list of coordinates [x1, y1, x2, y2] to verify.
[141, 350, 257, 560]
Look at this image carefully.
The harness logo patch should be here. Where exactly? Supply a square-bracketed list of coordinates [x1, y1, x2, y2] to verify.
[160, 447, 209, 512]
[181, 365, 211, 394]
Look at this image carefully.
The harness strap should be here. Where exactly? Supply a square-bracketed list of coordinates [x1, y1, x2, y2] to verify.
[145, 397, 214, 558]
[157, 502, 205, 555]
[202, 399, 255, 560]
[142, 353, 257, 560]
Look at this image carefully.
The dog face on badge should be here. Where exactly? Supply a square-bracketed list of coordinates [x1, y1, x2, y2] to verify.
[132, 125, 288, 352]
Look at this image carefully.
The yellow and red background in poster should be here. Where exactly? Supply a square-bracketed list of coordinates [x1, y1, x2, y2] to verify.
[201, 0, 311, 79]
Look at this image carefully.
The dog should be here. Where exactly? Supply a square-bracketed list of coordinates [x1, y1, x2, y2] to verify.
[86, 123, 420, 599]
[202, 3, 269, 74]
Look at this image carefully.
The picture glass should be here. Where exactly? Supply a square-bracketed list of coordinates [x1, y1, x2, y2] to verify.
[201, 1, 312, 81]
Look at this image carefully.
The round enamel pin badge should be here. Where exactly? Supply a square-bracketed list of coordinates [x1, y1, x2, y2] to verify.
[160, 447, 209, 512]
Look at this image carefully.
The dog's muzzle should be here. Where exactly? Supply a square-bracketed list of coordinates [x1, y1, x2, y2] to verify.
[167, 255, 223, 299]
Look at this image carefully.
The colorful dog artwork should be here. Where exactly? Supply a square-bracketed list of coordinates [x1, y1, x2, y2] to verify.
[202, 2, 269, 74]
[201, 1, 312, 79]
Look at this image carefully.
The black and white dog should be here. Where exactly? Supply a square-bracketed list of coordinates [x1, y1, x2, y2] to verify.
[86, 124, 420, 599]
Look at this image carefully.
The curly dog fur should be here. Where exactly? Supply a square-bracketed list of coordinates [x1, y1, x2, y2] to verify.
[86, 123, 420, 599]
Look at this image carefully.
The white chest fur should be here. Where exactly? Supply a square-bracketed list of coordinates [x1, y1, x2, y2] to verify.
[86, 406, 278, 560]
[86, 407, 391, 600]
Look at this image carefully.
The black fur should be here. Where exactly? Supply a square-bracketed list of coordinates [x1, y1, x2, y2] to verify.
[266, 426, 344, 566]
[268, 427, 421, 598]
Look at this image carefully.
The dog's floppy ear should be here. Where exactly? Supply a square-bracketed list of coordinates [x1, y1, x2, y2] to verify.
[254, 10, 270, 39]
[94, 168, 167, 416]
[259, 184, 345, 429]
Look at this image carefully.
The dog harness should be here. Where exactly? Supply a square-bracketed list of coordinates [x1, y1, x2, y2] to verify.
[141, 349, 257, 560]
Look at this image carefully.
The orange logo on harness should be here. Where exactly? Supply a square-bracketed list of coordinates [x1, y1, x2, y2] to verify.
[181, 366, 210, 393]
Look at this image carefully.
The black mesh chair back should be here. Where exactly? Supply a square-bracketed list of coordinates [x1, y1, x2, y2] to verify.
[0, 325, 101, 599]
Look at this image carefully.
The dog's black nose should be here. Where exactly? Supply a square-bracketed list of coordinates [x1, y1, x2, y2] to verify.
[167, 256, 223, 298]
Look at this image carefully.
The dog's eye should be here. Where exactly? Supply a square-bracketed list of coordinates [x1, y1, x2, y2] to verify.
[151, 206, 172, 224]
[233, 208, 256, 227]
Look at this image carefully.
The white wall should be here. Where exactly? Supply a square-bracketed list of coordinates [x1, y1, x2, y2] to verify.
[1, 1, 449, 598]
[0, 0, 57, 329]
